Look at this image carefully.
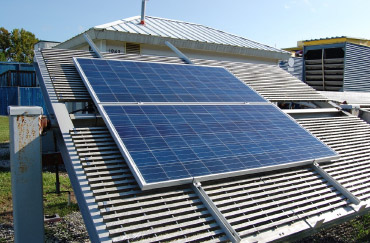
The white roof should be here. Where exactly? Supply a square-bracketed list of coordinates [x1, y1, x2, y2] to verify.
[94, 16, 289, 57]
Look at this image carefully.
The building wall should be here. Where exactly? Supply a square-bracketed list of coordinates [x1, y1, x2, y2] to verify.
[343, 43, 370, 92]
[74, 40, 278, 65]
[0, 62, 34, 74]
[34, 41, 60, 50]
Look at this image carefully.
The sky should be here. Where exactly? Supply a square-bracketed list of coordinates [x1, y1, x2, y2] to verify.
[1, 0, 370, 49]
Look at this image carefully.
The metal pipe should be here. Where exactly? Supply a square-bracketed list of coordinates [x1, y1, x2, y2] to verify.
[83, 33, 103, 58]
[140, 0, 146, 25]
[164, 41, 193, 64]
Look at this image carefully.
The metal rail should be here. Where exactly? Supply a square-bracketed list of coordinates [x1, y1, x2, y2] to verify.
[192, 181, 241, 243]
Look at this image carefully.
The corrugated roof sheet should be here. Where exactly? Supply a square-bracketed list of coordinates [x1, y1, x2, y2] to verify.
[41, 48, 325, 102]
[95, 16, 287, 55]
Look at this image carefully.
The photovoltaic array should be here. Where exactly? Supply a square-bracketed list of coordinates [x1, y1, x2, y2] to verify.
[74, 58, 266, 103]
[104, 104, 336, 184]
[74, 58, 337, 189]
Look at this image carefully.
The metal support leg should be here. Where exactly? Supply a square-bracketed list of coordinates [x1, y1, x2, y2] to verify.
[55, 163, 60, 194]
[8, 106, 44, 243]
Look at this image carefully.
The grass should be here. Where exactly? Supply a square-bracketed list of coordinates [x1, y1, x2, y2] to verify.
[0, 169, 79, 224]
[353, 214, 370, 241]
[0, 116, 9, 143]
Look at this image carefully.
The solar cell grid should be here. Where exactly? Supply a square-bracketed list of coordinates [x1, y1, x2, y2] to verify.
[103, 104, 336, 184]
[75, 58, 266, 103]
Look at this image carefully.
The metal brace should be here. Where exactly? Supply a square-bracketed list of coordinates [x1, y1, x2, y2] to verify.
[312, 162, 366, 211]
[192, 179, 241, 243]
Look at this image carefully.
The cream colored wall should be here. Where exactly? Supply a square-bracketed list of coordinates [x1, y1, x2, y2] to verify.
[141, 44, 278, 65]
[71, 40, 278, 65]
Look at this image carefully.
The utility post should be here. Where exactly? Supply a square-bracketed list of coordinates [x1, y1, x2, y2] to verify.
[8, 106, 44, 243]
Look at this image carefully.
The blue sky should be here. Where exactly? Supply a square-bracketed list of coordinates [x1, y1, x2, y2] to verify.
[1, 0, 369, 49]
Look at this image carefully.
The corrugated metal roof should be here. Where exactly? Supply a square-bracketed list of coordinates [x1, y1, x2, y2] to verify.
[34, 48, 370, 242]
[94, 16, 288, 54]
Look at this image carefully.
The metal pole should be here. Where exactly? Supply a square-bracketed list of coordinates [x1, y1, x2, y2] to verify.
[8, 106, 44, 243]
[140, 0, 146, 25]
[164, 41, 194, 64]
[83, 33, 103, 59]
[55, 163, 60, 194]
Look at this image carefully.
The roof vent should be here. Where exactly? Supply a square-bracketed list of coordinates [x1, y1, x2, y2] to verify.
[126, 42, 141, 54]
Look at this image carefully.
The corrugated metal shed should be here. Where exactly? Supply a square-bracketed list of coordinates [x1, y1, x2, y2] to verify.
[56, 16, 290, 61]
[303, 41, 370, 93]
[34, 48, 370, 242]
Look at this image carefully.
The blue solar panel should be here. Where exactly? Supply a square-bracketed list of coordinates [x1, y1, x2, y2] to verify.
[74, 58, 337, 189]
[103, 104, 337, 185]
[74, 58, 266, 103]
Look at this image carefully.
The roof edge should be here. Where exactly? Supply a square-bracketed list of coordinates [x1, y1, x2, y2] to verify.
[56, 29, 290, 60]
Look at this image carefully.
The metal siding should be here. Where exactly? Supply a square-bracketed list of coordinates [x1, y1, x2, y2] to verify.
[279, 57, 303, 80]
[0, 87, 18, 115]
[344, 43, 370, 91]
[19, 87, 49, 116]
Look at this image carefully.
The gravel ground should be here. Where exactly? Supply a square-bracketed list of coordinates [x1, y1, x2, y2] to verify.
[0, 212, 89, 242]
[0, 212, 366, 242]
[296, 219, 359, 243]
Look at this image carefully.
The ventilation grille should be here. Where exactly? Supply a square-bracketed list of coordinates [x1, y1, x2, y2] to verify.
[126, 43, 141, 54]
[304, 47, 344, 91]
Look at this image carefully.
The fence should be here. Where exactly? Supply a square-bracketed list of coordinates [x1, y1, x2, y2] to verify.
[0, 70, 37, 87]
[0, 87, 48, 116]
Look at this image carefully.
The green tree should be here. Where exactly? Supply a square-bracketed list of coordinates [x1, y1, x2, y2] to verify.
[0, 27, 38, 63]
[9, 28, 38, 63]
[0, 27, 10, 61]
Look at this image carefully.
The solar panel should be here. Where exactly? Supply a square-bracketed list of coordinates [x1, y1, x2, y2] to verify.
[74, 58, 338, 190]
[74, 58, 266, 103]
[103, 104, 336, 186]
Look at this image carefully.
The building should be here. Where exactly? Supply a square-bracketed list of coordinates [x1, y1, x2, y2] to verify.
[55, 16, 290, 65]
[283, 37, 370, 92]
[0, 61, 48, 116]
[282, 37, 370, 111]
[33, 17, 370, 242]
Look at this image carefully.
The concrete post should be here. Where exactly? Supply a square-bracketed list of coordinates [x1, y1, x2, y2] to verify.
[8, 106, 44, 243]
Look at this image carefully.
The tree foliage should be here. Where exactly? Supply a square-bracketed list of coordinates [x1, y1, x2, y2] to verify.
[0, 28, 10, 62]
[0, 27, 38, 63]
